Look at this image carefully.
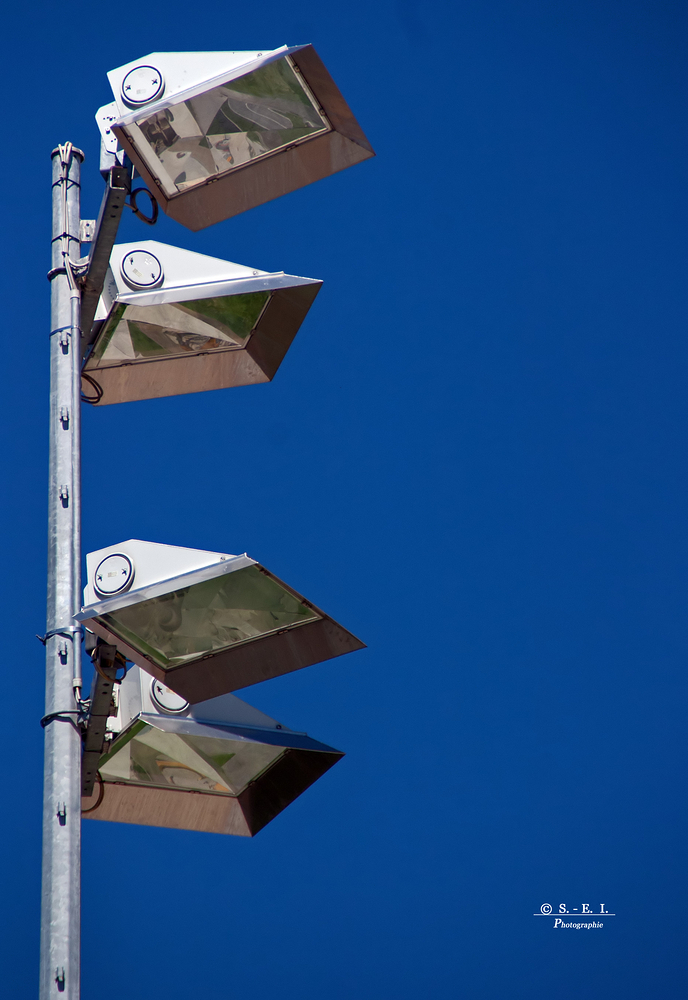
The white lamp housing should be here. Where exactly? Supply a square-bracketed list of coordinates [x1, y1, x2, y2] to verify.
[96, 46, 374, 230]
[82, 240, 321, 405]
[82, 666, 344, 836]
[77, 540, 365, 704]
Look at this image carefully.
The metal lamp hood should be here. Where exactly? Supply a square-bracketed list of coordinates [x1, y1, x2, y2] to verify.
[82, 240, 321, 405]
[82, 666, 343, 836]
[77, 540, 365, 704]
[97, 45, 374, 230]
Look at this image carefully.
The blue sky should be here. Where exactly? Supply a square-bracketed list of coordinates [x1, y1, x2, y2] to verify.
[1, 1, 687, 997]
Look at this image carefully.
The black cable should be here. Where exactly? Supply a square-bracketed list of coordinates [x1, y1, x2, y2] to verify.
[81, 371, 103, 404]
[81, 773, 105, 814]
[129, 188, 158, 225]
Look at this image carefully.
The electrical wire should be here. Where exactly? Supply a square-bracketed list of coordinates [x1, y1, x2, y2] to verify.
[128, 187, 158, 225]
[81, 773, 105, 813]
[80, 371, 103, 404]
[93, 644, 129, 684]
[93, 656, 128, 685]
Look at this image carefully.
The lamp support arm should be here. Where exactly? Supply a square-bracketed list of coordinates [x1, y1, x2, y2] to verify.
[79, 163, 131, 358]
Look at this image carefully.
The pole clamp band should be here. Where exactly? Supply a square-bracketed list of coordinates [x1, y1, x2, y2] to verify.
[37, 625, 84, 646]
[40, 711, 84, 735]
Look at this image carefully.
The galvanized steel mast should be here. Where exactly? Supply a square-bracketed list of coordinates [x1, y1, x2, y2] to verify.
[41, 143, 84, 1000]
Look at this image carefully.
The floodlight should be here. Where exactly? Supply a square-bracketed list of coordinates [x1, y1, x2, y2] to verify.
[77, 540, 365, 703]
[82, 667, 343, 836]
[81, 240, 321, 405]
[97, 46, 374, 230]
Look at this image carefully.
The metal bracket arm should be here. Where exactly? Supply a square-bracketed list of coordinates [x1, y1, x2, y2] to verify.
[79, 164, 131, 357]
[81, 643, 122, 797]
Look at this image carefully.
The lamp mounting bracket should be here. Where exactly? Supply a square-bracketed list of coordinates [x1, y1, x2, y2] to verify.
[79, 164, 132, 356]
[79, 220, 96, 243]
[81, 641, 124, 797]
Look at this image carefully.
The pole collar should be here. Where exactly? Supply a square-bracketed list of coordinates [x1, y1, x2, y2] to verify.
[37, 625, 84, 646]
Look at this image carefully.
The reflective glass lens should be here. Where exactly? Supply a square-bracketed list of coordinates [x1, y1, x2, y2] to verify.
[100, 721, 285, 796]
[99, 565, 321, 669]
[127, 56, 330, 197]
[87, 292, 270, 368]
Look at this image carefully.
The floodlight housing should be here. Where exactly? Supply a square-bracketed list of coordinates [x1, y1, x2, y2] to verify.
[77, 540, 365, 704]
[81, 240, 321, 405]
[82, 666, 343, 836]
[97, 46, 374, 230]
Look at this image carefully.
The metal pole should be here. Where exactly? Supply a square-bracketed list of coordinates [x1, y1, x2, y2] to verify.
[41, 144, 83, 999]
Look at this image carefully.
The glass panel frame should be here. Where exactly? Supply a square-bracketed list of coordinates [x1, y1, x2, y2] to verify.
[99, 722, 286, 796]
[99, 565, 322, 670]
[88, 291, 271, 368]
[127, 56, 331, 198]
